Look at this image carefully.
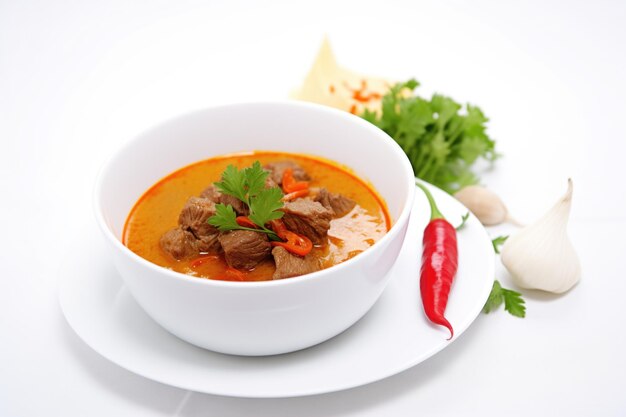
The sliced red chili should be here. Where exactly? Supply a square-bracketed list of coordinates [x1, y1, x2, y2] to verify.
[269, 219, 289, 240]
[282, 168, 309, 193]
[282, 189, 309, 202]
[236, 216, 258, 229]
[271, 230, 313, 257]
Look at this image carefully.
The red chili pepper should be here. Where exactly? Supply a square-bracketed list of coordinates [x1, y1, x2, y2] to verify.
[417, 183, 458, 340]
[236, 216, 258, 229]
[271, 231, 313, 256]
[282, 168, 309, 193]
[282, 189, 309, 202]
[269, 219, 313, 256]
[269, 219, 289, 240]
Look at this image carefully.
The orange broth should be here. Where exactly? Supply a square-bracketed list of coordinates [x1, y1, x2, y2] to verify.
[123, 152, 391, 281]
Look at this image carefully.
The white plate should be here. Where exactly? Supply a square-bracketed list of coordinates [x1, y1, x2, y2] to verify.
[59, 184, 494, 398]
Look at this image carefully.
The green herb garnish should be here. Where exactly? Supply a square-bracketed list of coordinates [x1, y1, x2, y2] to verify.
[456, 212, 470, 230]
[491, 235, 509, 254]
[208, 162, 283, 240]
[361, 79, 498, 193]
[483, 280, 526, 318]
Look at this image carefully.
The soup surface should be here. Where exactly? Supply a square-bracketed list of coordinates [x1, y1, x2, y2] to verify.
[124, 151, 390, 281]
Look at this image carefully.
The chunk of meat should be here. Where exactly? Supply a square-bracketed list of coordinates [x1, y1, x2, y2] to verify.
[265, 174, 279, 190]
[314, 188, 356, 218]
[219, 194, 249, 216]
[218, 230, 271, 270]
[264, 161, 310, 186]
[271, 246, 321, 280]
[178, 197, 221, 253]
[199, 185, 249, 215]
[281, 199, 332, 245]
[160, 228, 198, 260]
[199, 184, 221, 203]
[179, 197, 216, 235]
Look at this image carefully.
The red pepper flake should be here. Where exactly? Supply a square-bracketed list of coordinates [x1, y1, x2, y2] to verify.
[352, 90, 382, 103]
[342, 78, 383, 105]
[349, 104, 357, 114]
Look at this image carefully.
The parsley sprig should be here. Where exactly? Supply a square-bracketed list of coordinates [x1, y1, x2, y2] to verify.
[483, 235, 526, 318]
[491, 235, 509, 254]
[208, 161, 284, 240]
[361, 79, 498, 193]
[483, 280, 526, 318]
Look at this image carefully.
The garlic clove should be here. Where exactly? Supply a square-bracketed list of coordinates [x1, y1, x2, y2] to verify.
[454, 185, 512, 226]
[501, 179, 581, 294]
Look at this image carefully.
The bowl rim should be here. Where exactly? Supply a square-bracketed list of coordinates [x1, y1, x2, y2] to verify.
[94, 100, 415, 288]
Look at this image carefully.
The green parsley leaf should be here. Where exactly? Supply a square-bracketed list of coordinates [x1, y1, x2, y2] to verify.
[207, 203, 240, 232]
[243, 161, 268, 199]
[360, 79, 498, 193]
[483, 280, 526, 318]
[249, 187, 285, 226]
[208, 161, 285, 239]
[214, 165, 248, 203]
[483, 280, 504, 314]
[492, 235, 509, 254]
[502, 287, 526, 318]
[214, 161, 271, 205]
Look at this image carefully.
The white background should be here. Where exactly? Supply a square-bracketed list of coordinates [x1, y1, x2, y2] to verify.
[1, 0, 625, 415]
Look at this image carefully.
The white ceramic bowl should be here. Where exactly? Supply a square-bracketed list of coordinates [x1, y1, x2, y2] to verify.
[95, 101, 415, 356]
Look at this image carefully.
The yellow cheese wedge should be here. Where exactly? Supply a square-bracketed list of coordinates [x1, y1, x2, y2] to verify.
[292, 38, 391, 114]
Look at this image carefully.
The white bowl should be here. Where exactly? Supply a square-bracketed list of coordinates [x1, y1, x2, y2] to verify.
[95, 101, 415, 356]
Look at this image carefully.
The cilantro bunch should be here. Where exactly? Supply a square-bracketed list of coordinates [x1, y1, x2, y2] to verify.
[361, 79, 498, 193]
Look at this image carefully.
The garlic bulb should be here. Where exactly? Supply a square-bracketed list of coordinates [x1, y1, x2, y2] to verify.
[454, 185, 520, 226]
[501, 179, 580, 293]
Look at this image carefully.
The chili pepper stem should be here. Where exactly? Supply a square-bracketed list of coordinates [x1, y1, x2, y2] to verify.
[416, 182, 444, 220]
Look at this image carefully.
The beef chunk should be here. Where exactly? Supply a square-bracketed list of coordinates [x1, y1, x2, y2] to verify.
[199, 185, 249, 215]
[281, 199, 332, 245]
[271, 247, 321, 280]
[160, 228, 197, 260]
[264, 161, 310, 185]
[179, 197, 216, 235]
[178, 197, 221, 253]
[219, 193, 249, 216]
[194, 233, 221, 254]
[218, 230, 271, 270]
[265, 174, 279, 190]
[199, 184, 221, 203]
[314, 188, 356, 218]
